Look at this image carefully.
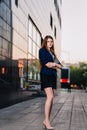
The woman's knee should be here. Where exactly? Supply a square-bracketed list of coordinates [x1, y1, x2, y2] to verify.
[45, 87, 54, 100]
[47, 94, 54, 101]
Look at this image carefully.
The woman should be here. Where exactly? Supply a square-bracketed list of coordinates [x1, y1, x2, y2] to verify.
[39, 35, 62, 129]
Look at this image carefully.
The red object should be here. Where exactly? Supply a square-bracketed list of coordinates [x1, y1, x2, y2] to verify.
[60, 78, 69, 83]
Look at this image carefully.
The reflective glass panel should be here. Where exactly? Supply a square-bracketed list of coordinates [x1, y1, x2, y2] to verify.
[0, 37, 3, 48]
[28, 38, 32, 54]
[33, 26, 36, 42]
[29, 20, 32, 38]
[0, 5, 2, 17]
[6, 7, 11, 25]
[33, 42, 36, 57]
[37, 32, 41, 47]
[36, 47, 39, 59]
[0, 19, 2, 35]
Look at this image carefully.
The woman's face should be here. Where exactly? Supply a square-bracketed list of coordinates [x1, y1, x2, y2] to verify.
[46, 38, 53, 50]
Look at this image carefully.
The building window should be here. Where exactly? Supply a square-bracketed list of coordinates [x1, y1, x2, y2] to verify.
[28, 16, 41, 81]
[50, 13, 53, 29]
[28, 16, 41, 58]
[54, 0, 61, 27]
[15, 0, 18, 7]
[54, 0, 57, 7]
[54, 26, 56, 38]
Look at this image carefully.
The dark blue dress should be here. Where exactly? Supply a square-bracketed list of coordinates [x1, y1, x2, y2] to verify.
[39, 48, 57, 90]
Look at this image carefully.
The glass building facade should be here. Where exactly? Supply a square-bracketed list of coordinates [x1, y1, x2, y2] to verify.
[0, 0, 17, 92]
[27, 16, 41, 81]
[0, 0, 61, 93]
[0, 0, 11, 59]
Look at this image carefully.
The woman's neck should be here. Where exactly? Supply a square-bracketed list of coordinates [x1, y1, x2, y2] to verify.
[47, 48, 51, 51]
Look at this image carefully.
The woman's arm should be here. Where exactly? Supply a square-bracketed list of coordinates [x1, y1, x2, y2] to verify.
[46, 62, 62, 69]
[39, 49, 62, 69]
[45, 62, 56, 68]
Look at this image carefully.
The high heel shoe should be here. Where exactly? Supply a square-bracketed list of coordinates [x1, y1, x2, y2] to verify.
[43, 122, 54, 130]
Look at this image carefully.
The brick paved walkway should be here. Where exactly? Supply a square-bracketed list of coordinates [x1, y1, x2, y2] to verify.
[0, 90, 87, 130]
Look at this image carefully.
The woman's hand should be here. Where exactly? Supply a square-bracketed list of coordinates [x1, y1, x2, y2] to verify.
[55, 63, 62, 69]
[45, 62, 62, 69]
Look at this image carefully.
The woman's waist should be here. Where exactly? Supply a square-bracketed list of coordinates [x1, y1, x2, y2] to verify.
[40, 68, 57, 75]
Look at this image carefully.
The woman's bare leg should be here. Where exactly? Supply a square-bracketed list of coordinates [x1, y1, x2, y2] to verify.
[43, 87, 54, 127]
[49, 89, 55, 118]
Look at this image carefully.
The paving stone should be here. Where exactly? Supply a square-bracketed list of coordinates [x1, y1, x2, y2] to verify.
[0, 90, 87, 130]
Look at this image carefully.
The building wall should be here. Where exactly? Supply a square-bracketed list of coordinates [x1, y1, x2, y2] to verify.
[0, 0, 20, 91]
[0, 0, 12, 83]
[0, 0, 12, 60]
[0, 0, 61, 90]
[11, 0, 61, 59]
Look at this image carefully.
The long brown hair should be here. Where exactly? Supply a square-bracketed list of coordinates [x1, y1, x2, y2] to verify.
[41, 35, 56, 57]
